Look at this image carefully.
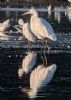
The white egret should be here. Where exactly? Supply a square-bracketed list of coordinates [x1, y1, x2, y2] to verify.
[54, 7, 61, 23]
[22, 8, 57, 41]
[18, 52, 37, 78]
[15, 19, 37, 42]
[0, 19, 10, 32]
[21, 64, 57, 98]
[19, 19, 36, 42]
[66, 7, 71, 22]
[22, 8, 57, 65]
[47, 4, 52, 18]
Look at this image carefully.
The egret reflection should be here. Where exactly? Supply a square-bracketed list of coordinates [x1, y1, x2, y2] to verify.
[21, 64, 57, 98]
[18, 52, 37, 78]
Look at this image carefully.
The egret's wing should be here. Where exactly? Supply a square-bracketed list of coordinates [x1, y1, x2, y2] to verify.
[0, 23, 2, 27]
[39, 18, 55, 35]
[0, 32, 6, 37]
[3, 19, 10, 26]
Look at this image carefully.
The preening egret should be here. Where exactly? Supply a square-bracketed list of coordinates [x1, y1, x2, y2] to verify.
[15, 19, 37, 42]
[0, 19, 10, 32]
[18, 52, 37, 78]
[22, 8, 57, 41]
[21, 64, 57, 98]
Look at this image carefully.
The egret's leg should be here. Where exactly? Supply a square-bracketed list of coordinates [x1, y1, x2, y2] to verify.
[43, 40, 47, 66]
[41, 42, 45, 65]
[27, 40, 30, 52]
[27, 40, 32, 52]
[44, 39, 51, 66]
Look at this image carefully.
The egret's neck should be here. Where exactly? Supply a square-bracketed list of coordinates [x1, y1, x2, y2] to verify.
[30, 13, 38, 24]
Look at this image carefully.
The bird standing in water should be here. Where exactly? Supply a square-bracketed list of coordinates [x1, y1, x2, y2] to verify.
[22, 8, 57, 41]
[22, 8, 57, 65]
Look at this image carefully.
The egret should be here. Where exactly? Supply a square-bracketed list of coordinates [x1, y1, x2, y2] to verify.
[22, 8, 57, 65]
[18, 52, 37, 78]
[47, 4, 52, 18]
[66, 7, 71, 22]
[22, 8, 57, 41]
[19, 19, 36, 42]
[0, 19, 10, 32]
[21, 64, 57, 98]
[54, 7, 61, 23]
[15, 19, 37, 42]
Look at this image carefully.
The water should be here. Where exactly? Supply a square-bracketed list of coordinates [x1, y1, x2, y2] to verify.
[0, 49, 71, 100]
[0, 5, 71, 100]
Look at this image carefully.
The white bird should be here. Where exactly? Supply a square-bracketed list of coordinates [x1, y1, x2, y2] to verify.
[19, 19, 36, 42]
[47, 4, 52, 18]
[15, 19, 36, 42]
[54, 7, 61, 23]
[18, 52, 37, 78]
[22, 8, 57, 41]
[21, 64, 57, 98]
[0, 19, 10, 32]
[66, 7, 71, 22]
[68, 0, 71, 2]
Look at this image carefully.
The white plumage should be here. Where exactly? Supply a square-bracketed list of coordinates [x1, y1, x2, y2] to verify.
[66, 7, 71, 22]
[68, 0, 71, 2]
[18, 52, 37, 78]
[54, 7, 61, 23]
[22, 8, 57, 41]
[0, 19, 10, 32]
[16, 19, 36, 42]
[21, 64, 57, 98]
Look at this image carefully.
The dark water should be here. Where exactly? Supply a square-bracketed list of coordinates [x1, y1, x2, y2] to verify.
[0, 48, 71, 100]
[0, 6, 71, 100]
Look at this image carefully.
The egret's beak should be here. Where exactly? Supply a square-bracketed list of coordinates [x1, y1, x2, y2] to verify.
[22, 11, 33, 16]
[22, 11, 30, 16]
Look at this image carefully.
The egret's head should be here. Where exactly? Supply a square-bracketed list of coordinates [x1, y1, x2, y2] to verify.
[22, 8, 38, 17]
[18, 68, 24, 79]
[18, 19, 24, 26]
[49, 34, 57, 41]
